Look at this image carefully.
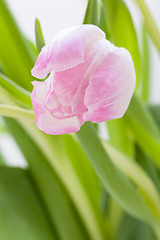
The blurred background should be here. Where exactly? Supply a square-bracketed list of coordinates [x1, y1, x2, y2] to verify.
[0, 0, 160, 166]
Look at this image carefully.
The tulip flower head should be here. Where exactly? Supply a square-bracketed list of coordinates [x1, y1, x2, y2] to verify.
[31, 24, 136, 135]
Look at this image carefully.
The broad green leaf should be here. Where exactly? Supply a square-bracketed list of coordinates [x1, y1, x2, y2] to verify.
[0, 119, 8, 133]
[0, 104, 34, 121]
[126, 95, 160, 142]
[101, 0, 141, 87]
[83, 0, 98, 25]
[0, 153, 5, 165]
[99, 6, 110, 39]
[5, 119, 90, 240]
[0, 73, 32, 107]
[62, 134, 106, 236]
[2, 91, 105, 240]
[126, 115, 160, 168]
[125, 96, 160, 168]
[0, 0, 34, 91]
[0, 166, 56, 240]
[141, 26, 150, 102]
[63, 134, 101, 209]
[136, 145, 160, 194]
[115, 213, 156, 240]
[107, 118, 134, 156]
[106, 200, 123, 239]
[103, 141, 160, 220]
[76, 122, 157, 225]
[149, 105, 160, 128]
[35, 18, 45, 53]
[136, 0, 160, 53]
[24, 36, 38, 62]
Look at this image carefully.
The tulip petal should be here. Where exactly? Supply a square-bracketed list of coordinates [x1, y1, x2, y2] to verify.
[45, 39, 114, 119]
[31, 80, 84, 135]
[31, 25, 105, 79]
[84, 48, 136, 123]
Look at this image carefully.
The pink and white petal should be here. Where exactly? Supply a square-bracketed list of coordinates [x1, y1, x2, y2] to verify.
[35, 109, 84, 135]
[46, 39, 115, 118]
[31, 80, 48, 104]
[31, 79, 84, 134]
[84, 47, 136, 123]
[31, 24, 105, 79]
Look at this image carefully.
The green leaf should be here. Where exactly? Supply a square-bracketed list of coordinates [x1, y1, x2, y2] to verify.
[76, 122, 157, 225]
[107, 118, 134, 156]
[126, 116, 160, 168]
[83, 0, 98, 25]
[103, 141, 160, 221]
[125, 96, 160, 168]
[0, 166, 56, 240]
[0, 104, 34, 121]
[5, 119, 90, 240]
[0, 153, 6, 165]
[35, 18, 45, 53]
[62, 134, 106, 235]
[2, 91, 105, 240]
[24, 36, 39, 62]
[135, 145, 160, 194]
[62, 134, 101, 209]
[136, 0, 160, 53]
[115, 213, 156, 240]
[101, 0, 141, 87]
[126, 95, 160, 141]
[141, 26, 150, 102]
[149, 105, 160, 128]
[99, 5, 110, 39]
[0, 73, 32, 107]
[0, 0, 35, 91]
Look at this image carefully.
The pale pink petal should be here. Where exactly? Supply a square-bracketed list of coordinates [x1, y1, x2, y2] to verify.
[31, 80, 84, 135]
[84, 47, 136, 123]
[45, 39, 114, 119]
[31, 25, 105, 79]
[35, 110, 84, 135]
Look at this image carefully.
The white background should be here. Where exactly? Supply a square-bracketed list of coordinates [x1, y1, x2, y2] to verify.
[0, 0, 160, 166]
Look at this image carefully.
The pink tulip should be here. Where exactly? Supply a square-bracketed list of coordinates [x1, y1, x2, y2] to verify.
[31, 24, 135, 135]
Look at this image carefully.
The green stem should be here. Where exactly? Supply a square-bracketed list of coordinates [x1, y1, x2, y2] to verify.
[136, 0, 160, 52]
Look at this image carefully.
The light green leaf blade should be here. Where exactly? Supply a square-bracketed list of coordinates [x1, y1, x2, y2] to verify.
[141, 26, 150, 102]
[136, 0, 160, 53]
[135, 145, 160, 194]
[35, 18, 45, 53]
[0, 166, 56, 240]
[126, 95, 160, 141]
[5, 118, 90, 240]
[107, 118, 134, 156]
[76, 122, 156, 224]
[0, 73, 32, 107]
[115, 213, 156, 240]
[83, 0, 98, 25]
[0, 0, 34, 91]
[125, 96, 160, 168]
